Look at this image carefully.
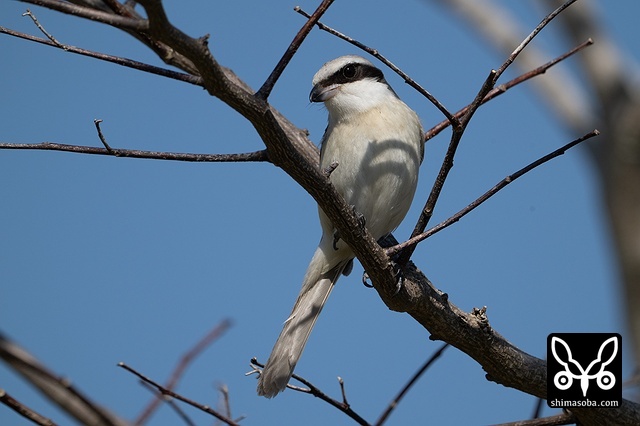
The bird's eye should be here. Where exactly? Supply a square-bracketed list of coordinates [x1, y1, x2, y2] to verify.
[342, 64, 357, 79]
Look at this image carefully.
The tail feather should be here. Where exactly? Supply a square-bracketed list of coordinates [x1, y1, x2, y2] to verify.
[257, 248, 349, 398]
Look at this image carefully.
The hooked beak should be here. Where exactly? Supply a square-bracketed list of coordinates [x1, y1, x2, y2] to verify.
[309, 84, 339, 103]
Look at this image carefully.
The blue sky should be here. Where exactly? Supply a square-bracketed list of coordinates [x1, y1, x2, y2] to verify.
[1, 1, 638, 425]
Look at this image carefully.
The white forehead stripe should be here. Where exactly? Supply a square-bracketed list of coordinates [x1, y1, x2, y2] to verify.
[312, 55, 375, 86]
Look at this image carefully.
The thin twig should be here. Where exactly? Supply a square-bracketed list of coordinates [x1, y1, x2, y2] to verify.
[337, 376, 349, 408]
[256, 0, 335, 100]
[295, 7, 456, 125]
[93, 119, 113, 153]
[217, 384, 232, 422]
[0, 142, 269, 163]
[494, 0, 579, 80]
[425, 38, 594, 141]
[386, 130, 600, 257]
[20, 0, 147, 31]
[249, 358, 370, 426]
[0, 27, 203, 86]
[138, 381, 196, 426]
[375, 343, 449, 426]
[22, 8, 65, 48]
[532, 395, 544, 420]
[493, 412, 577, 426]
[119, 362, 240, 426]
[395, 70, 496, 267]
[0, 389, 57, 426]
[135, 320, 233, 425]
[398, 0, 579, 265]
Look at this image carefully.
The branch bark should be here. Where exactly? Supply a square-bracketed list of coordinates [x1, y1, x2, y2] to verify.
[0, 333, 129, 426]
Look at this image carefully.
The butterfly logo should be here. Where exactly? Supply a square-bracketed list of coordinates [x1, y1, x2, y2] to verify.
[550, 335, 618, 397]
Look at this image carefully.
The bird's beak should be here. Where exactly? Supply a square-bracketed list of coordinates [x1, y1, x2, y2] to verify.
[309, 84, 339, 103]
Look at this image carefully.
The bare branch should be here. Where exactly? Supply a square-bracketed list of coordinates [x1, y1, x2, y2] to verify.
[217, 384, 234, 424]
[138, 381, 196, 426]
[375, 343, 449, 426]
[395, 69, 496, 267]
[425, 38, 594, 141]
[118, 362, 240, 426]
[398, 0, 581, 266]
[0, 332, 128, 426]
[0, 141, 269, 163]
[249, 358, 370, 426]
[494, 0, 579, 80]
[94, 119, 114, 152]
[21, 0, 147, 30]
[135, 320, 232, 425]
[431, 0, 593, 133]
[250, 342, 519, 426]
[387, 130, 600, 257]
[256, 0, 335, 100]
[0, 27, 202, 86]
[0, 389, 57, 426]
[22, 8, 65, 47]
[493, 412, 577, 426]
[295, 6, 457, 125]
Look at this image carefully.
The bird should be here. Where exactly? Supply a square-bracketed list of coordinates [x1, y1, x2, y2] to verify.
[257, 55, 424, 398]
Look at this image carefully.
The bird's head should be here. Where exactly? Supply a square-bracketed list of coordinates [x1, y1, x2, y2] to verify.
[310, 55, 397, 119]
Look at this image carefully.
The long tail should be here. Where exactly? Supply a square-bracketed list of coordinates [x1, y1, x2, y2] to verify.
[257, 247, 349, 398]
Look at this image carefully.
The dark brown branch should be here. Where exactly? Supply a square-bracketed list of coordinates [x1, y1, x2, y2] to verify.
[0, 142, 269, 163]
[295, 6, 456, 125]
[337, 377, 349, 408]
[375, 343, 449, 426]
[252, 344, 448, 426]
[0, 26, 203, 86]
[395, 70, 496, 267]
[138, 381, 196, 426]
[249, 358, 370, 426]
[21, 0, 147, 30]
[0, 389, 57, 426]
[385, 260, 640, 426]
[135, 319, 232, 425]
[118, 362, 240, 426]
[0, 332, 128, 426]
[494, 412, 577, 426]
[386, 130, 600, 257]
[94, 119, 113, 152]
[256, 0, 335, 100]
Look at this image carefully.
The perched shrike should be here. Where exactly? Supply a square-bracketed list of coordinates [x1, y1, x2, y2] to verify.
[257, 55, 424, 398]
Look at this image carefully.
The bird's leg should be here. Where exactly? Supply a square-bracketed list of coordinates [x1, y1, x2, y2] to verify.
[390, 260, 405, 296]
[332, 230, 341, 250]
[322, 161, 339, 177]
[353, 206, 366, 230]
[361, 264, 403, 293]
[332, 206, 366, 250]
[361, 271, 373, 288]
[378, 236, 405, 295]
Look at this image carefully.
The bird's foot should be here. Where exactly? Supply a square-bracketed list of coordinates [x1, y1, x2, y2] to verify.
[361, 264, 404, 295]
[332, 207, 365, 250]
[390, 261, 405, 296]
